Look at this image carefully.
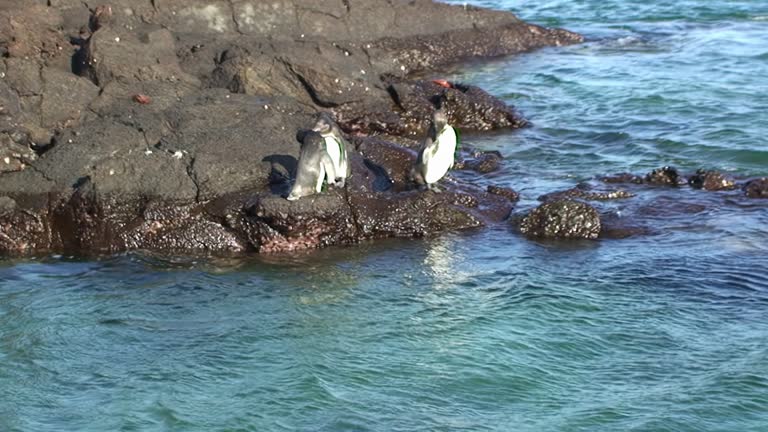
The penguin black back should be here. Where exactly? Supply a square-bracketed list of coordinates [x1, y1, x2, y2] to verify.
[287, 131, 337, 201]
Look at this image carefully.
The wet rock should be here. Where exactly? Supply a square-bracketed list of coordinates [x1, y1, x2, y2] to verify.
[743, 178, 768, 199]
[539, 183, 634, 202]
[599, 172, 645, 184]
[120, 201, 249, 253]
[487, 185, 520, 202]
[243, 191, 357, 253]
[351, 190, 484, 239]
[369, 21, 583, 74]
[338, 79, 528, 137]
[519, 199, 601, 240]
[599, 212, 652, 239]
[645, 166, 683, 186]
[633, 196, 707, 218]
[688, 169, 736, 191]
[355, 136, 416, 189]
[456, 151, 504, 174]
[0, 193, 51, 254]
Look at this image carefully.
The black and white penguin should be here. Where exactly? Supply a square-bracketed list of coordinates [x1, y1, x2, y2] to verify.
[287, 131, 337, 201]
[411, 105, 458, 191]
[312, 112, 351, 187]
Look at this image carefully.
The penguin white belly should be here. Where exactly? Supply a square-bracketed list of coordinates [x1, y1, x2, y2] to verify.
[323, 136, 343, 175]
[423, 126, 457, 184]
[315, 163, 325, 193]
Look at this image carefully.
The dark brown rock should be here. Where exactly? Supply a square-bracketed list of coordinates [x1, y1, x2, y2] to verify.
[355, 136, 415, 189]
[487, 185, 520, 202]
[743, 178, 768, 199]
[520, 199, 601, 239]
[457, 151, 504, 174]
[645, 166, 683, 186]
[369, 21, 583, 74]
[539, 184, 634, 202]
[337, 79, 528, 137]
[688, 169, 736, 191]
[599, 172, 645, 184]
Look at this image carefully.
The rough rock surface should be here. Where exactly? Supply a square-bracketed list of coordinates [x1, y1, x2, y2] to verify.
[519, 199, 601, 240]
[487, 185, 520, 202]
[0, 0, 583, 255]
[645, 166, 683, 186]
[743, 178, 768, 199]
[538, 183, 634, 202]
[688, 169, 736, 191]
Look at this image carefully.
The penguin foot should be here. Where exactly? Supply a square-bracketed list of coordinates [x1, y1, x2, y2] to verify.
[335, 178, 346, 188]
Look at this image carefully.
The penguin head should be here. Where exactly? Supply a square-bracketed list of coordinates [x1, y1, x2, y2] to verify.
[432, 107, 448, 130]
[312, 112, 335, 135]
[429, 93, 449, 129]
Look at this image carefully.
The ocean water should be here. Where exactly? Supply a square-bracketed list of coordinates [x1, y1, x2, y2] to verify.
[2, 1, 768, 431]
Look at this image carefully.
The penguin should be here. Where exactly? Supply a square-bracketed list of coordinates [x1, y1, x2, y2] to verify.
[411, 105, 458, 191]
[311, 112, 351, 187]
[286, 131, 337, 201]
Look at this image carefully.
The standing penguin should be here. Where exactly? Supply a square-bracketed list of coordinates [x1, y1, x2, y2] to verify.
[312, 112, 351, 187]
[411, 105, 458, 191]
[287, 131, 337, 201]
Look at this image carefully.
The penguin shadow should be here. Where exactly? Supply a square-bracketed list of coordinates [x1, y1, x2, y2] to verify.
[362, 159, 396, 193]
[262, 154, 297, 196]
[262, 129, 315, 197]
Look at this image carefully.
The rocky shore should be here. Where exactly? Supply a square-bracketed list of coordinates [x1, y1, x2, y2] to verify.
[0, 1, 765, 256]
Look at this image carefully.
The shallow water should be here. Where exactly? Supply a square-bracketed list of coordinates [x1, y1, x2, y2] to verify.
[2, 1, 768, 431]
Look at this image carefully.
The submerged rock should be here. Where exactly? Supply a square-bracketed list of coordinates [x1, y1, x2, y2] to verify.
[599, 172, 645, 184]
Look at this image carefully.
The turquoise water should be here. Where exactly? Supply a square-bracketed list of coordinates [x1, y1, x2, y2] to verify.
[2, 1, 768, 431]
